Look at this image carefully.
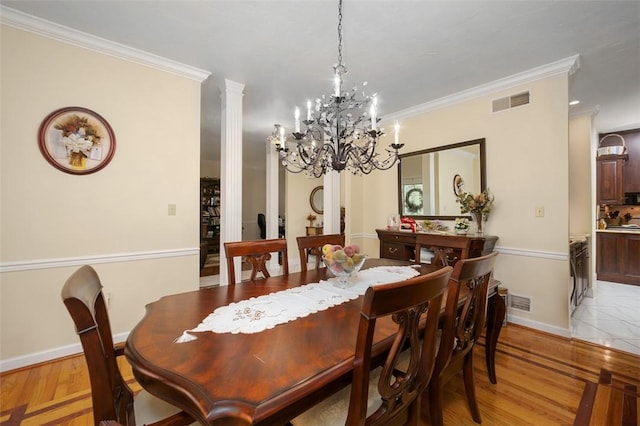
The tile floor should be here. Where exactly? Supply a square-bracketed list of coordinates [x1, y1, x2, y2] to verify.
[571, 280, 640, 356]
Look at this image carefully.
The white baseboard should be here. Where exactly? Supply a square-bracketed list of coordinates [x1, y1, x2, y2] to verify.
[0, 331, 128, 373]
[507, 314, 571, 338]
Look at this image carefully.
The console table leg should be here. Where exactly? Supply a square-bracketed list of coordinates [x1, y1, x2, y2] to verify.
[485, 291, 506, 384]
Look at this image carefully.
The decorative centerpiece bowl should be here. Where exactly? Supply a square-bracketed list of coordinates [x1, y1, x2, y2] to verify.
[322, 244, 366, 288]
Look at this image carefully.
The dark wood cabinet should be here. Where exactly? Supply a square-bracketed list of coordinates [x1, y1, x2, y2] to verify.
[375, 229, 497, 263]
[621, 130, 640, 193]
[596, 231, 640, 285]
[597, 128, 639, 198]
[596, 155, 627, 205]
[201, 178, 221, 254]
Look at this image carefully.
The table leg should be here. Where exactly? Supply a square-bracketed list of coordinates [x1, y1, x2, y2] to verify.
[485, 290, 506, 384]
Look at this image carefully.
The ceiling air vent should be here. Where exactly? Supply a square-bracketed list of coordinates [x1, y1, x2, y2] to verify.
[492, 91, 530, 112]
[508, 294, 532, 312]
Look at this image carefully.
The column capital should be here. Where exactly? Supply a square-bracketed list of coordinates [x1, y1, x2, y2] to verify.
[223, 79, 245, 95]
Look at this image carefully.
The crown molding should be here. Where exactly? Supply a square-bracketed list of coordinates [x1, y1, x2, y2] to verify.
[0, 5, 211, 83]
[385, 54, 581, 123]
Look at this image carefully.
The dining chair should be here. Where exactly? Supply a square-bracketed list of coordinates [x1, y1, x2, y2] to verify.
[296, 233, 345, 272]
[292, 266, 453, 426]
[427, 251, 499, 425]
[61, 265, 195, 426]
[414, 233, 472, 267]
[224, 238, 289, 284]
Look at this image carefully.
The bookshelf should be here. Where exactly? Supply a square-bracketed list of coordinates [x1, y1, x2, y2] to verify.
[201, 177, 220, 253]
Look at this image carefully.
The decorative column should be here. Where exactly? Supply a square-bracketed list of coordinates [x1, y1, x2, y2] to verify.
[265, 140, 280, 270]
[323, 171, 340, 234]
[219, 79, 244, 285]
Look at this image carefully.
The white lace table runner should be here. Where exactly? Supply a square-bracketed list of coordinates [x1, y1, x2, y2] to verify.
[175, 266, 419, 342]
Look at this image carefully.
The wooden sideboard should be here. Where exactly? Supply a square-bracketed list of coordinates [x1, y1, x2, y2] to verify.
[306, 226, 323, 236]
[376, 229, 498, 264]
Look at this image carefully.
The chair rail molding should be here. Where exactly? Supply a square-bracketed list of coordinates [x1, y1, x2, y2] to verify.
[0, 248, 199, 273]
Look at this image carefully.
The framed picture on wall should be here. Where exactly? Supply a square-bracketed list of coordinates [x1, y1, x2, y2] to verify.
[38, 107, 116, 175]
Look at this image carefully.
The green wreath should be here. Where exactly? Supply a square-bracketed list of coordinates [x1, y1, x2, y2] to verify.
[405, 188, 423, 213]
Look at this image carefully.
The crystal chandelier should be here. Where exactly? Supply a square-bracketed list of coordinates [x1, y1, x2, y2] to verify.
[268, 0, 404, 177]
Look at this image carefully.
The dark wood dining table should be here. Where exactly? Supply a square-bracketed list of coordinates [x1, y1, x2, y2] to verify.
[125, 258, 505, 425]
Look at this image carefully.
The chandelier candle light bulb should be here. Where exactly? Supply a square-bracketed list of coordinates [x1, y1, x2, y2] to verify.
[294, 107, 300, 133]
[394, 121, 400, 144]
[306, 100, 312, 121]
[370, 96, 377, 130]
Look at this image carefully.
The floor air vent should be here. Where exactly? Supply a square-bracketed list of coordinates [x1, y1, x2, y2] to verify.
[492, 91, 530, 112]
[508, 294, 532, 312]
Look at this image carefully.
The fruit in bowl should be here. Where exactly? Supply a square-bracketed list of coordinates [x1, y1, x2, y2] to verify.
[322, 244, 367, 287]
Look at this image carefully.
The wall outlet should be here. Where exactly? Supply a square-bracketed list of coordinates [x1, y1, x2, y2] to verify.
[535, 206, 544, 217]
[168, 204, 177, 215]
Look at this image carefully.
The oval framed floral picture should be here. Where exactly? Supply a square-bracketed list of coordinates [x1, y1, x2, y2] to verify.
[38, 107, 116, 175]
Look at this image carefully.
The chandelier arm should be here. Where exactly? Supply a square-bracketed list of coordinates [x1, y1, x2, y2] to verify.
[294, 141, 318, 167]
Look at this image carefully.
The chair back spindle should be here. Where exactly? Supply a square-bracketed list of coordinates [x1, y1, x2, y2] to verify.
[414, 233, 472, 267]
[296, 234, 345, 272]
[224, 238, 289, 284]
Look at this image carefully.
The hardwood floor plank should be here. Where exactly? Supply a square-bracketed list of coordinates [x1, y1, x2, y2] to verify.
[1, 324, 638, 425]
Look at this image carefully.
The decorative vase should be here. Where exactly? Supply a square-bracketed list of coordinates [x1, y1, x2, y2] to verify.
[68, 152, 87, 169]
[455, 228, 469, 235]
[470, 211, 484, 235]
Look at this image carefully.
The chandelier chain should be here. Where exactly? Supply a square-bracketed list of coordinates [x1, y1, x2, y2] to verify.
[337, 0, 343, 67]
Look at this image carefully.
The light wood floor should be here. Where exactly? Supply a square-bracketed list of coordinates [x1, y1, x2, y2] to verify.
[1, 324, 639, 425]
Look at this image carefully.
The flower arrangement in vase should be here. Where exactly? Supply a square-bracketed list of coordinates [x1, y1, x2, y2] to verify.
[455, 188, 494, 234]
[454, 218, 470, 235]
[306, 213, 317, 227]
[54, 114, 102, 169]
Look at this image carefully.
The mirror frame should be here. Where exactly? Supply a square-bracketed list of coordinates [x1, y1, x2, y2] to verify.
[310, 186, 324, 214]
[397, 138, 486, 220]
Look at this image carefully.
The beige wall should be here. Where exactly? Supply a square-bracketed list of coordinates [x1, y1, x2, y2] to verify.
[0, 26, 202, 369]
[569, 114, 594, 236]
[284, 173, 323, 268]
[351, 74, 573, 333]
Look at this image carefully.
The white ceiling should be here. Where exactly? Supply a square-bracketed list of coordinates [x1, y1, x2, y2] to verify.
[3, 1, 639, 169]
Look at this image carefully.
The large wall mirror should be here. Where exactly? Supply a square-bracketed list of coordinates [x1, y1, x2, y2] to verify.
[398, 138, 486, 220]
